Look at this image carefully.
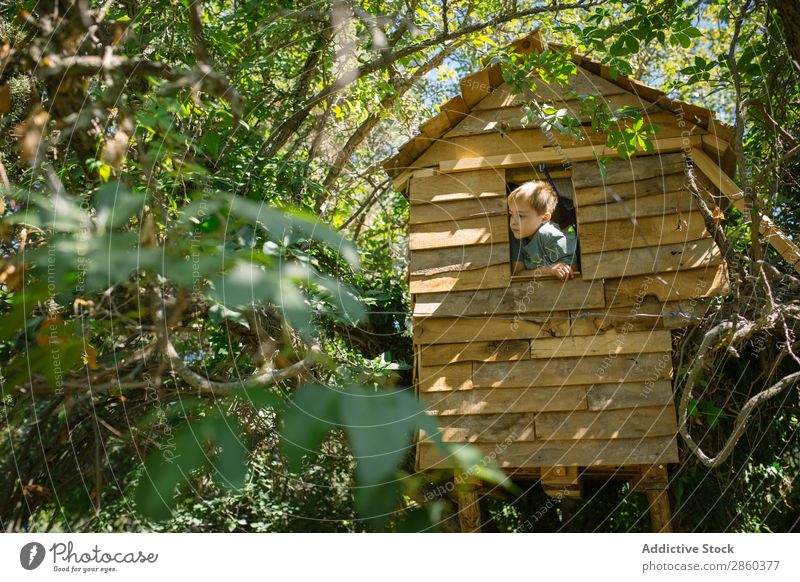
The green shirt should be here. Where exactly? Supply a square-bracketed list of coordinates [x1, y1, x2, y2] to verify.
[510, 221, 577, 270]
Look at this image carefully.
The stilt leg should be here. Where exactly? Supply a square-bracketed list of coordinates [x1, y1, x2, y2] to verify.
[645, 488, 673, 533]
[454, 469, 481, 533]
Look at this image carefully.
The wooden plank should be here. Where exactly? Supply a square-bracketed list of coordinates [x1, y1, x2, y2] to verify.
[419, 111, 452, 139]
[535, 405, 677, 440]
[413, 314, 572, 345]
[587, 380, 674, 411]
[473, 72, 628, 110]
[410, 243, 509, 276]
[413, 128, 605, 169]
[578, 211, 710, 253]
[661, 298, 713, 329]
[604, 263, 730, 308]
[447, 93, 657, 137]
[691, 147, 800, 273]
[419, 385, 587, 416]
[441, 95, 470, 126]
[576, 190, 695, 224]
[408, 169, 506, 205]
[409, 196, 508, 225]
[418, 362, 473, 392]
[529, 329, 672, 359]
[571, 152, 687, 189]
[417, 435, 679, 468]
[580, 238, 722, 280]
[409, 215, 508, 250]
[473, 352, 672, 388]
[413, 277, 605, 317]
[574, 172, 686, 207]
[438, 137, 700, 174]
[409, 264, 510, 294]
[420, 339, 530, 367]
[570, 299, 666, 335]
[460, 68, 494, 108]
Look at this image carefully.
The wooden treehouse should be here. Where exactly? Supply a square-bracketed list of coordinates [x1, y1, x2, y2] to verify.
[382, 33, 800, 532]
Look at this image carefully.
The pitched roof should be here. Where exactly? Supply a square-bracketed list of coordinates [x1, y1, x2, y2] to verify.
[382, 31, 736, 187]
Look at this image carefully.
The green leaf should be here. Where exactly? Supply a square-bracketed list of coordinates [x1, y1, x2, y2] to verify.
[280, 383, 340, 473]
[95, 181, 146, 232]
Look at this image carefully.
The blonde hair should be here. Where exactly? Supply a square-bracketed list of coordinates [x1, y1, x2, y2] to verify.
[508, 180, 557, 216]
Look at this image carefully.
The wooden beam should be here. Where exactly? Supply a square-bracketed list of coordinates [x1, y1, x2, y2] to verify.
[439, 136, 701, 173]
[690, 148, 800, 273]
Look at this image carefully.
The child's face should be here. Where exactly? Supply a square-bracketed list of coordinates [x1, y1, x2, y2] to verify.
[509, 199, 551, 239]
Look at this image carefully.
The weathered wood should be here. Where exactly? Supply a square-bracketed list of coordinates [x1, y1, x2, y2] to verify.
[645, 489, 674, 533]
[586, 380, 674, 410]
[571, 152, 687, 189]
[413, 314, 572, 345]
[410, 215, 509, 250]
[454, 468, 482, 532]
[529, 329, 672, 359]
[441, 95, 470, 126]
[472, 352, 672, 388]
[408, 196, 508, 225]
[419, 111, 453, 139]
[431, 404, 676, 443]
[569, 300, 666, 335]
[418, 361, 473, 392]
[413, 277, 605, 317]
[408, 169, 506, 205]
[419, 385, 588, 415]
[420, 339, 530, 367]
[578, 211, 711, 253]
[410, 243, 509, 276]
[535, 405, 677, 440]
[409, 264, 510, 294]
[417, 435, 680, 469]
[447, 94, 660, 137]
[460, 68, 495, 108]
[473, 72, 628, 110]
[439, 137, 700, 174]
[574, 172, 687, 207]
[660, 298, 714, 329]
[580, 238, 722, 280]
[576, 190, 695, 224]
[604, 263, 730, 307]
[691, 147, 800, 272]
[413, 128, 604, 169]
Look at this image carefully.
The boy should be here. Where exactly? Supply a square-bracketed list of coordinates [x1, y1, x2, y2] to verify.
[508, 180, 577, 281]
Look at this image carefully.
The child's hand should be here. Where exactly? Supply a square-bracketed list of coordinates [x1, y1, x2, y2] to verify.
[543, 263, 574, 281]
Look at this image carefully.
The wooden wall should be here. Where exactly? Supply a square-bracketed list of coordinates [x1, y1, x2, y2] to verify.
[405, 74, 731, 472]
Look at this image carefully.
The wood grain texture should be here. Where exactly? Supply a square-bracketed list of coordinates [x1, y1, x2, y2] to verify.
[580, 238, 722, 280]
[472, 352, 673, 388]
[410, 215, 509, 250]
[529, 329, 672, 359]
[419, 386, 588, 415]
[571, 152, 687, 189]
[409, 242, 509, 276]
[576, 190, 696, 224]
[418, 361, 473, 392]
[586, 380, 674, 410]
[578, 211, 710, 253]
[408, 169, 506, 205]
[413, 314, 572, 344]
[419, 339, 530, 367]
[413, 277, 605, 317]
[603, 263, 730, 307]
[408, 196, 508, 225]
[409, 264, 511, 294]
[417, 436, 680, 469]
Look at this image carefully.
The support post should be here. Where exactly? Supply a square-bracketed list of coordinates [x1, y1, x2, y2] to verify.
[453, 469, 482, 532]
[632, 464, 674, 533]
